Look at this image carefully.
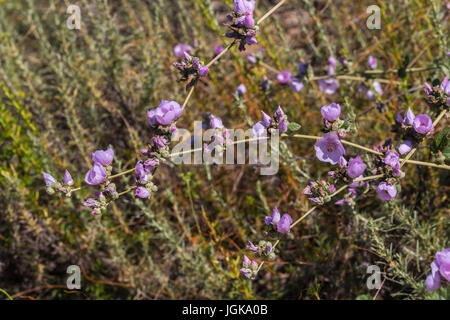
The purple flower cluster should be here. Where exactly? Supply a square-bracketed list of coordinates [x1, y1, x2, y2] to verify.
[147, 100, 183, 127]
[264, 207, 293, 233]
[85, 147, 114, 185]
[276, 70, 303, 93]
[365, 81, 383, 100]
[42, 169, 74, 193]
[173, 52, 209, 90]
[383, 150, 402, 177]
[203, 114, 232, 157]
[225, 1, 257, 51]
[425, 248, 450, 291]
[252, 106, 288, 139]
[134, 158, 159, 199]
[240, 254, 259, 279]
[318, 56, 340, 94]
[395, 108, 433, 135]
[303, 180, 337, 205]
[424, 77, 450, 107]
[393, 107, 434, 158]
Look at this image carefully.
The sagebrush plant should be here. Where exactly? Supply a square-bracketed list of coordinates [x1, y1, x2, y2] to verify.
[0, 0, 448, 299]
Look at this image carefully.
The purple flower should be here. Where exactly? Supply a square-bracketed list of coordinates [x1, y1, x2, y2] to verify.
[233, 0, 255, 14]
[236, 83, 247, 96]
[435, 248, 450, 282]
[273, 106, 287, 133]
[174, 43, 192, 58]
[192, 56, 200, 69]
[328, 56, 337, 75]
[42, 172, 56, 187]
[425, 261, 441, 291]
[274, 106, 285, 120]
[424, 248, 450, 292]
[265, 206, 281, 225]
[318, 78, 339, 94]
[289, 77, 304, 93]
[83, 198, 99, 207]
[84, 163, 107, 185]
[277, 214, 293, 233]
[198, 66, 209, 77]
[413, 114, 433, 134]
[252, 121, 267, 138]
[243, 14, 255, 28]
[366, 81, 382, 100]
[321, 102, 341, 122]
[214, 46, 224, 55]
[383, 150, 400, 170]
[339, 156, 348, 167]
[424, 82, 433, 96]
[247, 54, 257, 64]
[302, 185, 312, 195]
[314, 132, 346, 165]
[298, 61, 308, 75]
[368, 56, 377, 69]
[261, 111, 272, 127]
[148, 100, 183, 126]
[398, 140, 413, 155]
[403, 108, 415, 126]
[277, 70, 291, 84]
[347, 156, 367, 178]
[92, 147, 114, 165]
[244, 35, 257, 46]
[309, 197, 323, 204]
[240, 268, 252, 278]
[441, 77, 450, 105]
[135, 161, 148, 183]
[441, 76, 450, 95]
[243, 255, 251, 266]
[210, 115, 224, 129]
[278, 118, 287, 133]
[152, 136, 168, 150]
[135, 187, 151, 199]
[63, 170, 73, 185]
[247, 241, 258, 252]
[376, 182, 397, 201]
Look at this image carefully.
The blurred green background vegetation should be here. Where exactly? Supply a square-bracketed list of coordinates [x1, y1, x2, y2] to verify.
[0, 0, 448, 299]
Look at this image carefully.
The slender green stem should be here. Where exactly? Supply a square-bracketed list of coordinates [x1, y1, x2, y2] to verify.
[182, 86, 196, 109]
[109, 168, 135, 180]
[256, 0, 289, 25]
[288, 133, 382, 155]
[341, 140, 382, 155]
[117, 188, 134, 197]
[290, 206, 317, 229]
[353, 174, 384, 182]
[205, 41, 236, 68]
[310, 74, 398, 84]
[0, 288, 13, 300]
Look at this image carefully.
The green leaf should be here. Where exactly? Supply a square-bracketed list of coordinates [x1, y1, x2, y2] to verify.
[287, 122, 301, 132]
[431, 127, 449, 153]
